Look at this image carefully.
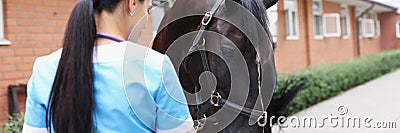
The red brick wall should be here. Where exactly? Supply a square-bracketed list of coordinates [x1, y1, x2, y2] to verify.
[308, 1, 356, 66]
[380, 12, 400, 50]
[275, 0, 386, 73]
[358, 13, 382, 56]
[359, 37, 381, 56]
[274, 0, 308, 73]
[0, 0, 76, 121]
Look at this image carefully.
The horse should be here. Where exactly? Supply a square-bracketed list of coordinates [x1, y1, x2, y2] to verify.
[152, 0, 303, 132]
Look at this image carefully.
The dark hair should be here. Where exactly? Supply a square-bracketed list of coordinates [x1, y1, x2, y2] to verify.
[46, 0, 123, 132]
[239, 0, 269, 33]
[239, 0, 273, 48]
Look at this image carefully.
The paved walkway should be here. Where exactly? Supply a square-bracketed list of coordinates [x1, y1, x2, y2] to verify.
[272, 69, 400, 133]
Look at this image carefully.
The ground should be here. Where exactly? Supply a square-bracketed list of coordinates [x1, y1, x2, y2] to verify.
[272, 69, 400, 133]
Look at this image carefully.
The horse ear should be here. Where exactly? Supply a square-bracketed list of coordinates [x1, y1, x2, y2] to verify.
[264, 0, 279, 9]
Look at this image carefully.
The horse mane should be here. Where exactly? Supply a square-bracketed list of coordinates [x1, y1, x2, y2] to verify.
[237, 0, 269, 31]
[233, 0, 274, 49]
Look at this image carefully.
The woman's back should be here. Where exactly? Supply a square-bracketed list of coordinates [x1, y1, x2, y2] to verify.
[24, 42, 193, 132]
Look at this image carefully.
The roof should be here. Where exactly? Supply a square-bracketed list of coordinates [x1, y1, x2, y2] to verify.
[371, 0, 400, 13]
[326, 0, 398, 13]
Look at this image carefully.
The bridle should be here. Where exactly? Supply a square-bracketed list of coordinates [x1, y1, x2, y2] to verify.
[187, 0, 269, 131]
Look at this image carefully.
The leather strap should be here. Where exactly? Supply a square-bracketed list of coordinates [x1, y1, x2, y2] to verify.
[189, 0, 225, 52]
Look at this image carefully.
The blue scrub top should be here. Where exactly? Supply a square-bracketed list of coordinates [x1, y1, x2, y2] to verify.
[23, 42, 194, 133]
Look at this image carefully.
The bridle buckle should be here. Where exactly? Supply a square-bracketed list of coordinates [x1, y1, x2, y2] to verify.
[202, 12, 213, 26]
[194, 115, 207, 132]
[210, 92, 222, 107]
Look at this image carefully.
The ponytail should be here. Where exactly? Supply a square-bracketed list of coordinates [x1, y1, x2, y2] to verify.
[47, 0, 97, 132]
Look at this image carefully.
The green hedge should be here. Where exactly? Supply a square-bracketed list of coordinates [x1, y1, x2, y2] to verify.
[275, 49, 400, 116]
[1, 113, 23, 133]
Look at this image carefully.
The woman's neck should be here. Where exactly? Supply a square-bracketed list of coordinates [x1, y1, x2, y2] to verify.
[95, 12, 127, 46]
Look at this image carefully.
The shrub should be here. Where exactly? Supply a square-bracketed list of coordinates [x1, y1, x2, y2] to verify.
[275, 49, 400, 116]
[2, 113, 24, 133]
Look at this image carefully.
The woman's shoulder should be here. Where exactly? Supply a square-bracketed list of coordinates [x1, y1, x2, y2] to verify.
[124, 41, 179, 90]
[31, 49, 62, 79]
[33, 49, 62, 73]
[125, 41, 165, 60]
[27, 49, 62, 101]
[124, 41, 170, 71]
[36, 48, 62, 62]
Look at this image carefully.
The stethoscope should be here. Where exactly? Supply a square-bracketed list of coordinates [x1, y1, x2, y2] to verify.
[96, 33, 125, 43]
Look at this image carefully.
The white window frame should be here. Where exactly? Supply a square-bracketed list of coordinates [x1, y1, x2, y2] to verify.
[312, 0, 323, 14]
[375, 20, 381, 37]
[369, 13, 380, 37]
[341, 4, 351, 39]
[373, 13, 381, 37]
[0, 0, 11, 45]
[356, 8, 364, 38]
[313, 0, 323, 39]
[284, 0, 299, 40]
[362, 19, 375, 38]
[323, 13, 341, 37]
[267, 4, 278, 43]
[396, 21, 400, 38]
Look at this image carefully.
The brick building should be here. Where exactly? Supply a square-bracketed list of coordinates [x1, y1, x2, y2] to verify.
[270, 0, 400, 72]
[0, 0, 400, 121]
[0, 0, 75, 120]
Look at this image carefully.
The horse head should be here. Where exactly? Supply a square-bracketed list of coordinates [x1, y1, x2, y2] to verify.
[152, 0, 278, 132]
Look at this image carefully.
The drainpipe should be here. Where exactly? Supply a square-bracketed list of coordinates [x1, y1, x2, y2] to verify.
[304, 0, 311, 66]
[355, 3, 375, 56]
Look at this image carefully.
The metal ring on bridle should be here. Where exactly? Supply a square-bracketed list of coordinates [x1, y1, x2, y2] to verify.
[194, 114, 207, 132]
[210, 92, 222, 107]
[257, 111, 268, 127]
[194, 120, 204, 132]
[202, 11, 213, 26]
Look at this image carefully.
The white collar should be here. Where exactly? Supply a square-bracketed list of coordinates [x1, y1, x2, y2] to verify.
[49, 41, 146, 63]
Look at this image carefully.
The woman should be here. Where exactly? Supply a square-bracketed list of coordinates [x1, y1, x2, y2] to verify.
[22, 0, 193, 132]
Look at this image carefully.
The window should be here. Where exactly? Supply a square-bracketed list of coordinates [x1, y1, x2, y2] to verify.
[341, 4, 351, 38]
[362, 12, 378, 38]
[356, 9, 363, 37]
[357, 10, 380, 38]
[267, 4, 278, 43]
[323, 13, 341, 37]
[313, 0, 323, 39]
[396, 21, 400, 38]
[284, 0, 299, 40]
[362, 19, 375, 38]
[368, 13, 375, 20]
[371, 13, 381, 37]
[357, 19, 363, 37]
[0, 0, 10, 45]
[356, 10, 362, 17]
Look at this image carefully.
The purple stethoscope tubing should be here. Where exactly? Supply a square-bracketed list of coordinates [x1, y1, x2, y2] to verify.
[96, 33, 125, 43]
